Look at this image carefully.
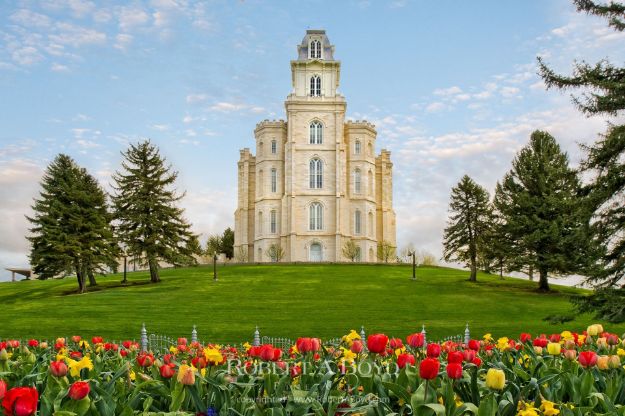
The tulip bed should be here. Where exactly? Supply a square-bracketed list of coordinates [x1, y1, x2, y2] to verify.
[1, 325, 625, 416]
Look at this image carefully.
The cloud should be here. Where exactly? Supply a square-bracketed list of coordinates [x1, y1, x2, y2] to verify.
[434, 86, 462, 96]
[186, 93, 208, 104]
[118, 6, 150, 31]
[114, 33, 133, 51]
[425, 102, 446, 113]
[208, 102, 266, 114]
[49, 23, 107, 47]
[151, 124, 170, 131]
[10, 9, 52, 28]
[500, 86, 520, 97]
[41, 0, 96, 18]
[11, 46, 44, 65]
[51, 62, 69, 72]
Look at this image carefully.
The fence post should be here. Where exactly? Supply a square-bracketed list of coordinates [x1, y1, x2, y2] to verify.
[360, 326, 366, 341]
[141, 323, 148, 352]
[464, 323, 470, 345]
[421, 324, 427, 347]
[253, 326, 260, 346]
[191, 325, 197, 344]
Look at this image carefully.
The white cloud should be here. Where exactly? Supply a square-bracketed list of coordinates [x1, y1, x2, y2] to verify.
[425, 102, 446, 113]
[42, 0, 96, 18]
[11, 46, 43, 65]
[49, 23, 107, 47]
[10, 9, 52, 28]
[118, 6, 150, 31]
[186, 93, 208, 104]
[50, 62, 69, 72]
[433, 86, 462, 96]
[500, 86, 520, 97]
[151, 124, 170, 131]
[114, 33, 133, 51]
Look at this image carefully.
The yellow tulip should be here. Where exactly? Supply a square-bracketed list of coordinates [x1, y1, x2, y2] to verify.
[597, 337, 608, 349]
[608, 355, 621, 369]
[541, 400, 560, 416]
[533, 346, 543, 355]
[587, 324, 604, 337]
[597, 355, 609, 370]
[177, 364, 196, 385]
[485, 368, 505, 390]
[547, 343, 561, 355]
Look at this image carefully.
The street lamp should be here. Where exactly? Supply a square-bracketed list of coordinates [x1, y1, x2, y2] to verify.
[120, 245, 128, 284]
[409, 251, 417, 281]
[213, 254, 218, 282]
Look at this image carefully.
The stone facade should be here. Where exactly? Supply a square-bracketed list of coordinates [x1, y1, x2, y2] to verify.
[234, 30, 396, 262]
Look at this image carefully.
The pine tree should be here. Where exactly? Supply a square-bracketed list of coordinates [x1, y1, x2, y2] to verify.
[493, 131, 587, 291]
[442, 175, 491, 282]
[28, 154, 116, 293]
[221, 228, 235, 259]
[538, 0, 625, 291]
[112, 141, 200, 283]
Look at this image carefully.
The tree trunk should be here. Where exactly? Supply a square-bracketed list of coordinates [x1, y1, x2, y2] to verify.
[149, 258, 160, 283]
[76, 270, 84, 294]
[538, 268, 550, 292]
[499, 259, 504, 279]
[528, 264, 534, 281]
[88, 269, 97, 286]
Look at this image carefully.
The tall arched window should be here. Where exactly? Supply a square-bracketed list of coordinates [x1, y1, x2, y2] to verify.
[258, 141, 263, 156]
[309, 121, 323, 144]
[271, 139, 277, 154]
[355, 246, 362, 262]
[354, 168, 361, 194]
[270, 210, 277, 234]
[258, 170, 264, 195]
[368, 142, 373, 156]
[310, 75, 321, 97]
[258, 211, 263, 236]
[309, 202, 323, 230]
[368, 170, 373, 196]
[310, 40, 321, 59]
[368, 211, 374, 237]
[309, 158, 323, 188]
[271, 168, 277, 193]
[355, 210, 361, 234]
[355, 140, 361, 155]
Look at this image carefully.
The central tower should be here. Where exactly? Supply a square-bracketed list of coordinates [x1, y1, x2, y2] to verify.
[234, 30, 396, 263]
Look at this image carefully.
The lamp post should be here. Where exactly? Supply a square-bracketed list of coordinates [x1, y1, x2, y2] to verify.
[213, 254, 218, 282]
[409, 251, 416, 281]
[120, 245, 128, 284]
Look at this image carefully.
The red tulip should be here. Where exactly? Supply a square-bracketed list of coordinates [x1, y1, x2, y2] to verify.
[163, 354, 173, 364]
[120, 350, 128, 357]
[191, 356, 207, 369]
[390, 338, 404, 349]
[447, 351, 463, 364]
[177, 338, 188, 346]
[419, 358, 440, 380]
[68, 381, 90, 401]
[549, 334, 561, 343]
[407, 333, 425, 348]
[248, 346, 260, 358]
[7, 341, 19, 349]
[296, 338, 320, 353]
[426, 343, 441, 358]
[2, 386, 38, 416]
[446, 362, 463, 379]
[519, 333, 532, 343]
[259, 345, 277, 361]
[122, 341, 132, 349]
[468, 340, 480, 351]
[397, 353, 415, 369]
[290, 365, 302, 378]
[137, 352, 154, 367]
[91, 337, 103, 344]
[0, 380, 6, 400]
[50, 361, 68, 377]
[27, 340, 38, 348]
[71, 336, 81, 343]
[160, 364, 176, 379]
[462, 350, 476, 362]
[579, 351, 598, 368]
[367, 334, 389, 354]
[533, 337, 548, 348]
[69, 351, 82, 360]
[471, 357, 482, 367]
[606, 334, 619, 345]
[350, 340, 363, 353]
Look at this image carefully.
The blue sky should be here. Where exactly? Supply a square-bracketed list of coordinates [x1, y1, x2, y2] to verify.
[1, 0, 624, 280]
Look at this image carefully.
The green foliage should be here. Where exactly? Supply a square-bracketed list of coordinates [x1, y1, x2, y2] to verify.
[377, 240, 396, 263]
[342, 240, 360, 262]
[493, 131, 588, 292]
[221, 227, 234, 259]
[27, 154, 116, 293]
[112, 141, 200, 283]
[572, 288, 625, 323]
[443, 175, 491, 282]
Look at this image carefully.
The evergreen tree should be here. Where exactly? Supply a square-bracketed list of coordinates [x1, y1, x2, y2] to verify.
[538, 0, 625, 291]
[205, 234, 222, 257]
[494, 131, 587, 291]
[112, 141, 200, 283]
[221, 227, 235, 259]
[28, 154, 116, 293]
[442, 175, 491, 282]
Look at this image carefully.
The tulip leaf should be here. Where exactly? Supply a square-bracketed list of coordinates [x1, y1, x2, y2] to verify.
[413, 403, 446, 416]
[477, 394, 497, 416]
[454, 403, 479, 416]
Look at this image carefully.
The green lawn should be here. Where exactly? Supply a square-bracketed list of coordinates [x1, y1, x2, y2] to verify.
[1, 264, 622, 344]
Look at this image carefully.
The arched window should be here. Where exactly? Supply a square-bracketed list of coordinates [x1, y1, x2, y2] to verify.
[368, 142, 373, 156]
[310, 242, 322, 261]
[309, 202, 323, 230]
[355, 246, 362, 262]
[309, 158, 323, 189]
[310, 40, 321, 59]
[271, 168, 277, 193]
[368, 211, 374, 236]
[258, 170, 264, 195]
[258, 211, 263, 236]
[257, 247, 262, 262]
[369, 247, 374, 262]
[271, 139, 277, 154]
[309, 121, 323, 144]
[355, 140, 361, 155]
[354, 168, 361, 194]
[270, 210, 277, 234]
[355, 210, 361, 234]
[368, 170, 373, 196]
[258, 141, 263, 156]
[310, 75, 321, 97]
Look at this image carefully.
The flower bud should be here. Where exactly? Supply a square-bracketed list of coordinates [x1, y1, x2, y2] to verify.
[68, 381, 90, 400]
[50, 361, 68, 377]
[533, 346, 543, 355]
[597, 355, 609, 370]
[485, 368, 505, 390]
[608, 355, 621, 369]
[177, 364, 196, 385]
[564, 349, 577, 361]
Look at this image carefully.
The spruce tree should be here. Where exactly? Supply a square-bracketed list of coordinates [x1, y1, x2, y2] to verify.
[493, 131, 587, 291]
[442, 175, 491, 282]
[221, 227, 235, 259]
[112, 140, 200, 283]
[538, 0, 625, 292]
[28, 154, 116, 293]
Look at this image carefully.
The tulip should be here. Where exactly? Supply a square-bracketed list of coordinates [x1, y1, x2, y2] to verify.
[462, 349, 476, 362]
[471, 357, 482, 367]
[564, 349, 577, 361]
[547, 342, 561, 355]
[350, 340, 363, 354]
[587, 324, 604, 337]
[177, 364, 196, 385]
[447, 351, 463, 364]
[533, 337, 548, 348]
[367, 334, 388, 354]
[55, 338, 65, 347]
[69, 351, 82, 360]
[71, 336, 81, 343]
[27, 340, 38, 348]
[579, 351, 598, 368]
[0, 380, 6, 400]
[467, 340, 480, 351]
[296, 337, 321, 353]
[390, 338, 404, 349]
[160, 364, 176, 379]
[608, 355, 621, 369]
[446, 362, 463, 379]
[68, 381, 90, 401]
[407, 333, 424, 348]
[607, 334, 619, 345]
[91, 337, 103, 344]
[137, 352, 154, 368]
[549, 334, 561, 343]
[563, 339, 576, 349]
[50, 361, 68, 377]
[426, 343, 441, 358]
[1, 386, 38, 416]
[597, 355, 610, 370]
[120, 350, 128, 357]
[177, 338, 188, 346]
[597, 337, 608, 349]
[0, 349, 9, 361]
[290, 365, 302, 378]
[191, 356, 207, 369]
[397, 353, 415, 369]
[39, 342, 48, 349]
[519, 333, 532, 343]
[533, 346, 543, 355]
[485, 368, 505, 390]
[419, 358, 440, 380]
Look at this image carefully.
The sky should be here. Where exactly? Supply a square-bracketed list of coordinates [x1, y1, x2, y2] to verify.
[1, 0, 624, 281]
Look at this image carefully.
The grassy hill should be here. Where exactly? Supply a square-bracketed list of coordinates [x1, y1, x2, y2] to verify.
[1, 264, 622, 343]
